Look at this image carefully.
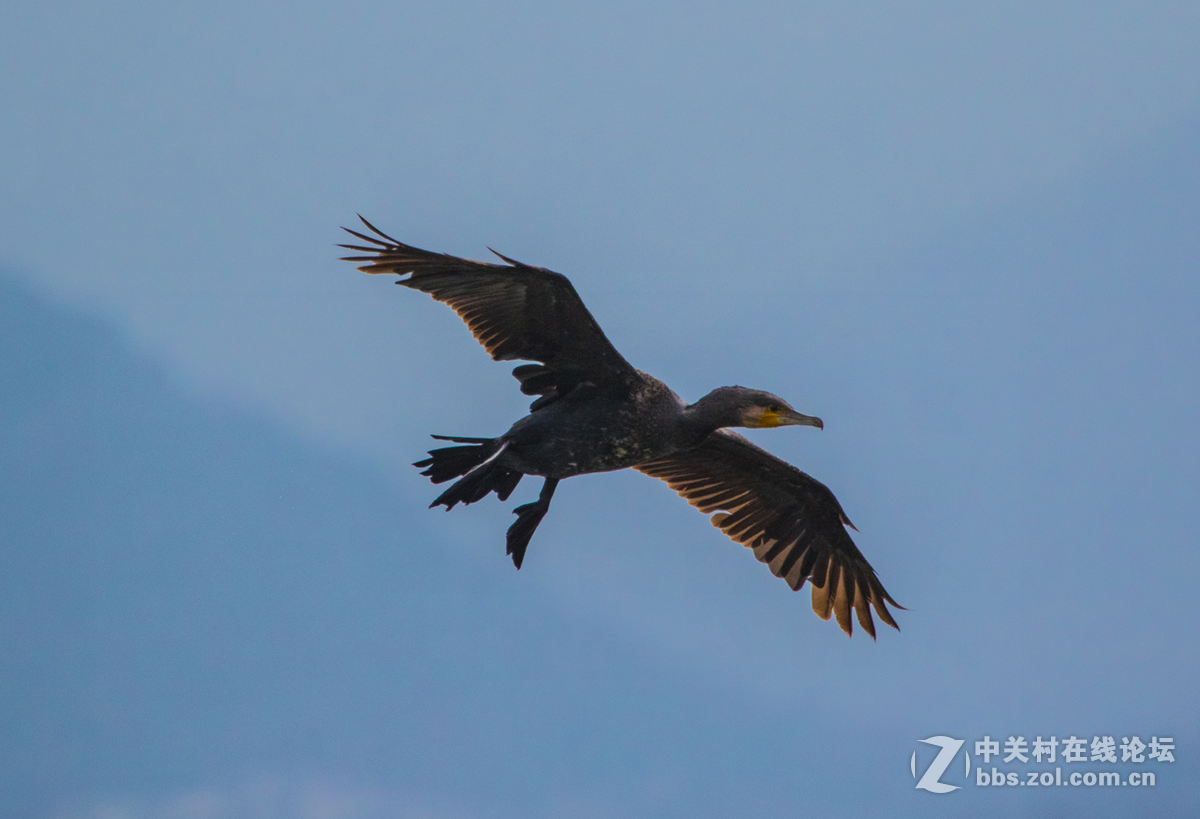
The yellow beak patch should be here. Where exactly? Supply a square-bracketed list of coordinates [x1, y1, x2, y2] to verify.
[757, 409, 785, 428]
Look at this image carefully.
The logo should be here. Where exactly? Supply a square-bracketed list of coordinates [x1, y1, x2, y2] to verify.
[912, 736, 970, 793]
[911, 733, 1173, 794]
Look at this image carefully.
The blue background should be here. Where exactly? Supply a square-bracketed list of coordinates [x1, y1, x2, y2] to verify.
[2, 2, 1198, 816]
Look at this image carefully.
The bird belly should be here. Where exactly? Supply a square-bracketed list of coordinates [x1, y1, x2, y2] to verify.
[502, 413, 677, 479]
[500, 378, 686, 478]
[505, 430, 666, 478]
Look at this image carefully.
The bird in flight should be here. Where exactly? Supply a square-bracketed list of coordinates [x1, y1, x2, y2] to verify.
[341, 217, 900, 637]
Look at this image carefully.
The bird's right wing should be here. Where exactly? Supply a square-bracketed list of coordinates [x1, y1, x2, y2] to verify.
[340, 217, 637, 407]
[635, 430, 901, 638]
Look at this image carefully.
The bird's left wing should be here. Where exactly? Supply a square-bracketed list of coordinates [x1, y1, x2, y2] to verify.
[635, 430, 901, 638]
[340, 217, 638, 407]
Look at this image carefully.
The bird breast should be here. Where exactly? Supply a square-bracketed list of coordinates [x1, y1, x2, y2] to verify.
[503, 376, 688, 478]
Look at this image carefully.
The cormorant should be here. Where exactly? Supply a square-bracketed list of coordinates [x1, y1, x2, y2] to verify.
[340, 217, 900, 638]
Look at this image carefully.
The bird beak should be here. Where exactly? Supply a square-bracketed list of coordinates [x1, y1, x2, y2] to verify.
[760, 409, 824, 429]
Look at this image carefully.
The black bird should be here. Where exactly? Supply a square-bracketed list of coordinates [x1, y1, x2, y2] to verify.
[341, 217, 900, 638]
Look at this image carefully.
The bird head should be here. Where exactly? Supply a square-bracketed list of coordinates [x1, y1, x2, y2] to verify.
[738, 390, 824, 430]
[692, 386, 824, 431]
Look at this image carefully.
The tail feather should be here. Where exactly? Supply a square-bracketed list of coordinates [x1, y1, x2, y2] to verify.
[414, 439, 498, 484]
[415, 436, 523, 509]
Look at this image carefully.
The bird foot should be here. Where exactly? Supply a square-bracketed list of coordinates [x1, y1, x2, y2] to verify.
[506, 500, 549, 569]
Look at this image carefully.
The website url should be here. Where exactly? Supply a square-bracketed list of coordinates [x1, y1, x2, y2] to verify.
[977, 768, 1155, 787]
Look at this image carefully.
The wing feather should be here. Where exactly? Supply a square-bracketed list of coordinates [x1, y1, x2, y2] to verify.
[341, 216, 637, 406]
[635, 430, 901, 638]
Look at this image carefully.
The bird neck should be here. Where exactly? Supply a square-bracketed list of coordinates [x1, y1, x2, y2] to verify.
[681, 390, 742, 439]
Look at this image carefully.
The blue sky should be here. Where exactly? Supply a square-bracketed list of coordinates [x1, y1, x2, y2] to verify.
[2, 2, 1199, 817]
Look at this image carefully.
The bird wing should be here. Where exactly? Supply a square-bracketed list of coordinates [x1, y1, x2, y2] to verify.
[340, 217, 638, 407]
[635, 430, 900, 638]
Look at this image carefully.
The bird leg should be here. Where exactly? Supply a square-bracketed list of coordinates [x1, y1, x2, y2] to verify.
[506, 478, 559, 570]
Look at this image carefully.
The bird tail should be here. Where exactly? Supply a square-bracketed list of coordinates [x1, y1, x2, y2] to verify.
[414, 435, 523, 509]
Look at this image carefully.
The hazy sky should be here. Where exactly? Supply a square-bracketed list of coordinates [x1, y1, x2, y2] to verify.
[3, 2, 1200, 817]
[4, 1, 1199, 469]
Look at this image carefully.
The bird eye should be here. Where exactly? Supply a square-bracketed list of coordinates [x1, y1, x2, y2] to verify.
[768, 404, 780, 413]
